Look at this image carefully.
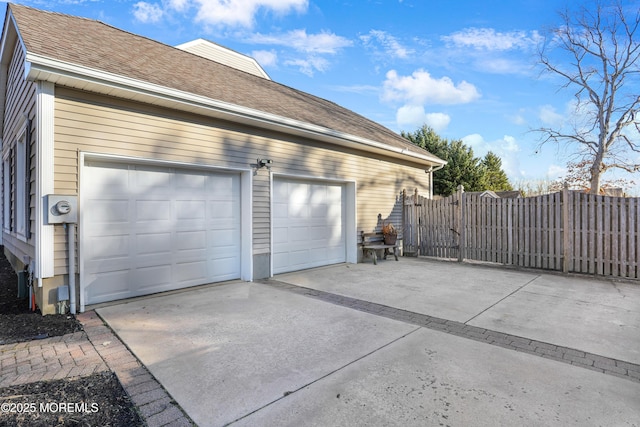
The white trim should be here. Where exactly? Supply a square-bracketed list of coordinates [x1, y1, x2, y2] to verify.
[23, 54, 445, 168]
[78, 152, 253, 312]
[270, 173, 357, 276]
[78, 151, 252, 174]
[35, 81, 55, 284]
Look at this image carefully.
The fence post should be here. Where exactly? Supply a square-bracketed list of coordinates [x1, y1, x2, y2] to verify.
[562, 184, 571, 273]
[457, 185, 465, 262]
[402, 189, 406, 254]
[414, 188, 420, 255]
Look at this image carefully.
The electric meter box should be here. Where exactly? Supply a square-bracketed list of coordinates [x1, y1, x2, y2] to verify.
[45, 195, 78, 224]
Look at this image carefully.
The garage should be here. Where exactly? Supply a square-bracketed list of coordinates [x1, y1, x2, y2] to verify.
[272, 177, 347, 274]
[81, 160, 242, 305]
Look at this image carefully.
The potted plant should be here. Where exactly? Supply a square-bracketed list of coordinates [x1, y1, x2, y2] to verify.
[381, 221, 397, 245]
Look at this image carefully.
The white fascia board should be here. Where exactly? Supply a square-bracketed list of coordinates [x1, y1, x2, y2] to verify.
[24, 53, 446, 168]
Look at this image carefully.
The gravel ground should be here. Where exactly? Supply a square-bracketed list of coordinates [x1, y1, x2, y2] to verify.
[0, 252, 145, 426]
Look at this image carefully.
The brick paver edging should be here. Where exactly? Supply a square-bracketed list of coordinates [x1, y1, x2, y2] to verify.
[262, 279, 640, 383]
[0, 331, 108, 387]
[77, 311, 195, 427]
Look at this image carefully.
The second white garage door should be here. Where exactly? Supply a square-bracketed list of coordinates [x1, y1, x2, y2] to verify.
[273, 178, 346, 274]
[82, 160, 241, 305]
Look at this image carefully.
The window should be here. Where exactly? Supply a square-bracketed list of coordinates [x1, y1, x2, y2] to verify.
[2, 123, 29, 239]
[15, 132, 26, 237]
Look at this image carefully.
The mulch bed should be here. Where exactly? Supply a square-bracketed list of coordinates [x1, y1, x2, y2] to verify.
[0, 252, 145, 426]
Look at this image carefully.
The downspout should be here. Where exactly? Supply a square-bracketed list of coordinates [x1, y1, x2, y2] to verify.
[426, 163, 445, 199]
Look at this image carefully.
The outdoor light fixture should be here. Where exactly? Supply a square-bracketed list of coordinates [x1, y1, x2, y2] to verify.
[257, 158, 272, 168]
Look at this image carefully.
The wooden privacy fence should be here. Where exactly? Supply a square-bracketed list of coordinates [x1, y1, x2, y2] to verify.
[402, 187, 640, 279]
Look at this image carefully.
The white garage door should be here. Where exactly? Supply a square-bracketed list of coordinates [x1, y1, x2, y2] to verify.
[273, 178, 346, 274]
[82, 161, 241, 305]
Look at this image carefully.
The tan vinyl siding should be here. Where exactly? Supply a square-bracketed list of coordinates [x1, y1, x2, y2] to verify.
[53, 88, 431, 274]
[2, 40, 36, 266]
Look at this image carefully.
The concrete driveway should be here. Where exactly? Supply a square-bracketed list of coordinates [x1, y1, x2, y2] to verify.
[97, 258, 640, 426]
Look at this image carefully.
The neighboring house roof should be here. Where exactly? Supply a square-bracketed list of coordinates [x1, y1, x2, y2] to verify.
[175, 38, 271, 80]
[466, 190, 522, 199]
[495, 191, 522, 199]
[1, 3, 445, 168]
[466, 190, 500, 198]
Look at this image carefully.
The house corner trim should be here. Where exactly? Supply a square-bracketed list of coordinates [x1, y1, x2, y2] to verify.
[35, 80, 54, 283]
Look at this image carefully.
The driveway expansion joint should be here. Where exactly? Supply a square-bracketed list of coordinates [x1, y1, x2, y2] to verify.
[262, 279, 640, 383]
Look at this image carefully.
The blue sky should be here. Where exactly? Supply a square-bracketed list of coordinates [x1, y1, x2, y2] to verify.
[2, 0, 639, 193]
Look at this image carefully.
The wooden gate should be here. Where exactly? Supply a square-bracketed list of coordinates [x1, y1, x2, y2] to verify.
[403, 187, 464, 260]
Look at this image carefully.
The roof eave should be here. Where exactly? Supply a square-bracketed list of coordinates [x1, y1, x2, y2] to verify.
[25, 53, 446, 168]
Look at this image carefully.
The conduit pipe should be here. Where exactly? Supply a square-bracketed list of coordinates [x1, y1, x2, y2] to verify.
[65, 223, 76, 314]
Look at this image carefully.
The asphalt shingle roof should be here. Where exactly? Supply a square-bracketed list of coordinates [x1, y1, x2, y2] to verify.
[7, 3, 442, 163]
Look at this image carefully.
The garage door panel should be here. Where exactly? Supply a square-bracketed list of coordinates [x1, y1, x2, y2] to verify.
[209, 201, 238, 218]
[175, 230, 207, 250]
[175, 261, 208, 283]
[176, 200, 206, 219]
[85, 162, 129, 193]
[175, 173, 206, 189]
[134, 167, 171, 190]
[83, 162, 242, 305]
[272, 226, 288, 243]
[210, 258, 240, 280]
[273, 178, 346, 274]
[135, 200, 171, 222]
[136, 233, 172, 255]
[85, 199, 130, 224]
[86, 234, 130, 260]
[134, 265, 173, 288]
[86, 271, 131, 303]
[208, 229, 239, 248]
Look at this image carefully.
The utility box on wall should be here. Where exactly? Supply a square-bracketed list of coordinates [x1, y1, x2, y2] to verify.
[44, 195, 78, 224]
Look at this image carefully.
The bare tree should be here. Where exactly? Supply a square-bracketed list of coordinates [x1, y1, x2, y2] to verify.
[537, 1, 640, 194]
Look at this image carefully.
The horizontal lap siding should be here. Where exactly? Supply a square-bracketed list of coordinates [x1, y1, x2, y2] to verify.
[54, 89, 431, 273]
[2, 41, 36, 264]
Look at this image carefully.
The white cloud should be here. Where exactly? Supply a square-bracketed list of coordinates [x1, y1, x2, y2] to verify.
[442, 28, 541, 51]
[252, 50, 278, 67]
[360, 30, 413, 59]
[462, 133, 522, 178]
[133, 0, 308, 28]
[382, 69, 480, 105]
[396, 106, 450, 131]
[424, 112, 451, 132]
[133, 2, 164, 23]
[474, 57, 530, 75]
[330, 85, 380, 95]
[166, 0, 189, 12]
[247, 29, 351, 75]
[248, 29, 352, 54]
[284, 56, 329, 76]
[538, 104, 564, 127]
[193, 0, 308, 28]
[547, 164, 567, 179]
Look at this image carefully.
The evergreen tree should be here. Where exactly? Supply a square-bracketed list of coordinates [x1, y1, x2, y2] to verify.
[402, 125, 483, 196]
[479, 152, 513, 191]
